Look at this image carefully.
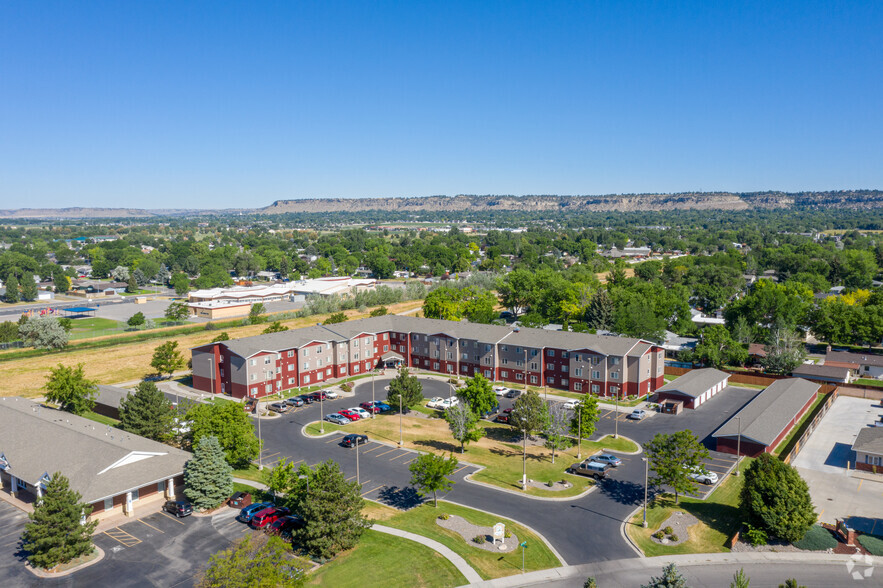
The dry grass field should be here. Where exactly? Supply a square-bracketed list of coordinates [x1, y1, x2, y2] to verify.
[2, 300, 423, 398]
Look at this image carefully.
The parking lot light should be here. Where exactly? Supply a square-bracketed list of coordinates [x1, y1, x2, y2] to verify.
[642, 457, 649, 528]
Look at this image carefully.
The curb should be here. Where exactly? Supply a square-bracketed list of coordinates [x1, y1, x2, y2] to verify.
[25, 546, 106, 578]
[300, 421, 343, 439]
[620, 505, 647, 557]
[441, 499, 568, 567]
[462, 470, 598, 502]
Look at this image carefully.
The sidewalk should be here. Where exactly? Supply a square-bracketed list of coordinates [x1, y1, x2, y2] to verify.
[372, 523, 483, 584]
[460, 552, 883, 587]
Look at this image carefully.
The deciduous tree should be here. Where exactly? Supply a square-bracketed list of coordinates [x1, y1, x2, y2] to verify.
[127, 311, 146, 328]
[324, 311, 347, 324]
[44, 363, 97, 415]
[186, 401, 261, 468]
[445, 402, 484, 453]
[409, 453, 458, 507]
[761, 325, 807, 374]
[456, 374, 497, 418]
[387, 368, 424, 412]
[22, 473, 98, 570]
[741, 454, 816, 543]
[19, 316, 69, 349]
[171, 272, 190, 295]
[262, 321, 288, 334]
[164, 301, 190, 323]
[544, 401, 571, 463]
[198, 534, 309, 588]
[570, 395, 600, 451]
[644, 430, 709, 504]
[150, 340, 186, 378]
[184, 435, 233, 510]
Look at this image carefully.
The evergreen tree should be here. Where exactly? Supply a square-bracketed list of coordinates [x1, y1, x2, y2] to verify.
[4, 274, 19, 302]
[741, 454, 816, 542]
[44, 363, 97, 415]
[184, 436, 233, 510]
[22, 473, 98, 570]
[642, 563, 688, 588]
[20, 271, 38, 301]
[585, 289, 615, 330]
[731, 568, 750, 588]
[126, 274, 138, 293]
[262, 321, 288, 334]
[119, 381, 175, 442]
[387, 367, 424, 411]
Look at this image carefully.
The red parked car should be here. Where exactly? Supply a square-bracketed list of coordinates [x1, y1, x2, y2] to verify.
[359, 401, 381, 414]
[495, 408, 513, 424]
[267, 514, 304, 535]
[250, 507, 290, 529]
[338, 409, 361, 421]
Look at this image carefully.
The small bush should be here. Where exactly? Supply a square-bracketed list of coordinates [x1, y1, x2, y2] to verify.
[670, 533, 679, 542]
[340, 383, 353, 393]
[792, 525, 837, 551]
[653, 531, 665, 539]
[473, 535, 485, 544]
[204, 322, 217, 331]
[744, 524, 768, 547]
[547, 479, 555, 487]
[663, 526, 673, 535]
[504, 529, 511, 538]
[858, 534, 883, 556]
[438, 513, 450, 521]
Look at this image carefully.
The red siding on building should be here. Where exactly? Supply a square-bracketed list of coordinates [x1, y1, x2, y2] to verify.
[716, 437, 767, 457]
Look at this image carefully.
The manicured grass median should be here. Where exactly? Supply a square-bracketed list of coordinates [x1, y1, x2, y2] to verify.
[81, 410, 121, 427]
[308, 529, 467, 588]
[773, 394, 828, 458]
[231, 463, 271, 485]
[627, 458, 749, 556]
[381, 501, 560, 580]
[303, 416, 637, 498]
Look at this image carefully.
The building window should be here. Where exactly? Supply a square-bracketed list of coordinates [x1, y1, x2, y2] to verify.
[317, 345, 324, 353]
[303, 349, 309, 357]
[592, 370, 600, 379]
[502, 359, 509, 365]
[547, 349, 555, 357]
[303, 376, 310, 384]
[501, 370, 508, 377]
[447, 352, 453, 360]
[484, 370, 492, 378]
[574, 354, 581, 362]
[485, 344, 491, 351]
[610, 371, 619, 380]
[384, 345, 389, 352]
[574, 382, 582, 391]
[516, 373, 523, 381]
[561, 378, 568, 386]
[502, 345, 508, 352]
[327, 369, 332, 376]
[251, 386, 258, 395]
[354, 353, 360, 360]
[546, 376, 554, 384]
[250, 359, 257, 366]
[302, 362, 310, 370]
[562, 351, 569, 359]
[516, 360, 523, 367]
[592, 384, 600, 394]
[433, 362, 440, 370]
[611, 357, 620, 365]
[131, 488, 140, 501]
[157, 481, 164, 492]
[287, 351, 294, 358]
[461, 352, 468, 360]
[592, 357, 600, 365]
[547, 364, 554, 371]
[529, 362, 538, 370]
[354, 366, 360, 373]
[317, 359, 323, 367]
[288, 378, 295, 385]
[515, 347, 522, 354]
[354, 340, 359, 347]
[446, 365, 453, 373]
[265, 384, 272, 393]
[104, 497, 113, 511]
[251, 374, 257, 381]
[574, 368, 582, 377]
[530, 376, 538, 384]
[562, 366, 568, 373]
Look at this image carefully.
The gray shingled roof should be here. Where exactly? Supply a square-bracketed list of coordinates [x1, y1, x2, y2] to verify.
[208, 315, 650, 360]
[95, 385, 130, 409]
[713, 378, 820, 447]
[0, 398, 190, 503]
[655, 368, 730, 399]
[826, 351, 883, 368]
[791, 364, 851, 381]
[853, 427, 883, 455]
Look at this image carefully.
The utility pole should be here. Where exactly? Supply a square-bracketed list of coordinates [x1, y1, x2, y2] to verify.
[642, 457, 649, 527]
[577, 406, 582, 459]
[257, 392, 263, 470]
[320, 391, 324, 434]
[399, 392, 403, 446]
[371, 371, 376, 419]
[614, 387, 619, 439]
[356, 438, 361, 485]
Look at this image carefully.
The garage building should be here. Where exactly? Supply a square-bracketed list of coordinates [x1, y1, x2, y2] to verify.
[654, 368, 730, 409]
[852, 428, 883, 472]
[0, 398, 189, 521]
[713, 378, 820, 457]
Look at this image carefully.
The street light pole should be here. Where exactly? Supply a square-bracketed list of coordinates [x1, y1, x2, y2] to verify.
[614, 388, 619, 439]
[371, 371, 376, 419]
[399, 393, 403, 446]
[320, 393, 324, 434]
[577, 406, 582, 459]
[257, 393, 263, 470]
[356, 439, 360, 485]
[735, 416, 742, 475]
[642, 457, 649, 528]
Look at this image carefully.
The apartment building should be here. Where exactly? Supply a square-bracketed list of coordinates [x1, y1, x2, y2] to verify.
[191, 316, 665, 400]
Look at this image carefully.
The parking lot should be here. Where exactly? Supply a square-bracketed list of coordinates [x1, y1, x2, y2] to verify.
[0, 499, 29, 584]
[793, 396, 880, 474]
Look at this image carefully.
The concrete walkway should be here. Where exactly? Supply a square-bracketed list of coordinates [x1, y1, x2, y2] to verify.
[460, 552, 883, 587]
[232, 477, 269, 491]
[371, 523, 483, 584]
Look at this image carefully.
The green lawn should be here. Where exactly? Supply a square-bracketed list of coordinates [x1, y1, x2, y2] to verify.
[303, 416, 637, 498]
[81, 410, 120, 427]
[627, 458, 749, 556]
[231, 463, 271, 485]
[308, 529, 467, 588]
[773, 394, 828, 458]
[380, 501, 561, 580]
[855, 378, 883, 388]
[231, 481, 273, 503]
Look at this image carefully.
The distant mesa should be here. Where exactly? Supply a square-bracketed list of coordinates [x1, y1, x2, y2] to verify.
[2, 191, 882, 218]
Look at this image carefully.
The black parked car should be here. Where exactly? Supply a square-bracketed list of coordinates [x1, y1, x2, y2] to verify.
[298, 394, 314, 404]
[341, 434, 368, 448]
[163, 500, 193, 518]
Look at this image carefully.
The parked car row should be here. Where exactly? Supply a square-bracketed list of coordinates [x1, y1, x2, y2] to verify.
[426, 396, 460, 410]
[567, 453, 622, 480]
[237, 502, 305, 538]
[269, 390, 342, 414]
[325, 400, 391, 425]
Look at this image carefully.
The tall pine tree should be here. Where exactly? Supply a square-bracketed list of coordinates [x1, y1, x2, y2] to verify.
[22, 473, 98, 570]
[184, 435, 233, 510]
[5, 274, 20, 302]
[119, 381, 175, 442]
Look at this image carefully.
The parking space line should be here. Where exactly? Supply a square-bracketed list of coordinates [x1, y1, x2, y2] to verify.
[361, 485, 384, 497]
[358, 480, 371, 487]
[157, 511, 186, 525]
[375, 448, 398, 458]
[403, 457, 417, 465]
[290, 459, 305, 465]
[389, 452, 410, 461]
[362, 445, 382, 454]
[452, 465, 469, 474]
[326, 436, 342, 443]
[858, 479, 863, 491]
[3, 540, 20, 548]
[137, 519, 164, 533]
[262, 451, 281, 460]
[346, 475, 358, 481]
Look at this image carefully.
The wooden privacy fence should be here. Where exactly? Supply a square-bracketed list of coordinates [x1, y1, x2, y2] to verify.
[837, 386, 883, 401]
[781, 389, 839, 465]
[663, 366, 836, 394]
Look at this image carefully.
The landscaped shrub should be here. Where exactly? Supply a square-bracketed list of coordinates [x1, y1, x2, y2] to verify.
[670, 533, 679, 542]
[438, 513, 450, 521]
[504, 529, 512, 538]
[858, 534, 883, 556]
[547, 480, 555, 487]
[663, 526, 673, 535]
[792, 525, 837, 551]
[653, 531, 665, 539]
[473, 535, 485, 544]
[339, 382, 353, 393]
[744, 524, 768, 547]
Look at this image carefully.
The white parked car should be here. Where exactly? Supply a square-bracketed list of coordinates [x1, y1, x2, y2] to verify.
[438, 397, 460, 410]
[425, 397, 445, 409]
[349, 407, 371, 419]
[562, 399, 581, 410]
[324, 389, 339, 399]
[493, 386, 509, 396]
[687, 467, 718, 485]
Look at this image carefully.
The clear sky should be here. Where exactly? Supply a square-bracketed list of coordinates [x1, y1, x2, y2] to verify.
[2, 1, 882, 209]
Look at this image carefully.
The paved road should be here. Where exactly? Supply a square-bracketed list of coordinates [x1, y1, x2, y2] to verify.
[254, 377, 762, 565]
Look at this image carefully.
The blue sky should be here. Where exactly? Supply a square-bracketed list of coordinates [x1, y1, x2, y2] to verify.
[2, 1, 881, 209]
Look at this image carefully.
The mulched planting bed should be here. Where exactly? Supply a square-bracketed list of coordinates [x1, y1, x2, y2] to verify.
[436, 514, 519, 553]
